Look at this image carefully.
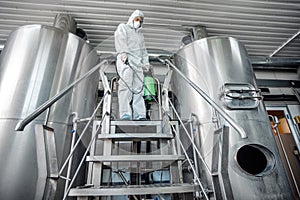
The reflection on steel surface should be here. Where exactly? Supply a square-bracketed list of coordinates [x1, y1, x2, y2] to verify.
[0, 24, 99, 199]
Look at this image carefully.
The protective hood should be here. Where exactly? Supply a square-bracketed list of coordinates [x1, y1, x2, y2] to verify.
[127, 10, 144, 28]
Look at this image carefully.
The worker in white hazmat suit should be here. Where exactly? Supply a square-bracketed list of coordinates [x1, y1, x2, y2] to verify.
[114, 10, 150, 120]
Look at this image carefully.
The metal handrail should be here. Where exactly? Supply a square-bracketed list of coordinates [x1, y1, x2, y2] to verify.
[15, 60, 108, 131]
[59, 91, 108, 176]
[165, 98, 209, 199]
[158, 57, 247, 139]
[63, 70, 112, 199]
[63, 108, 107, 200]
[169, 121, 209, 199]
[169, 99, 212, 175]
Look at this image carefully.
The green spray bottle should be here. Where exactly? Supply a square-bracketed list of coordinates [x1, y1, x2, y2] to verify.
[143, 69, 156, 101]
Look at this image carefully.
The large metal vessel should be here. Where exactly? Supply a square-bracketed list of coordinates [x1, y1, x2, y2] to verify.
[172, 36, 294, 199]
[0, 24, 99, 199]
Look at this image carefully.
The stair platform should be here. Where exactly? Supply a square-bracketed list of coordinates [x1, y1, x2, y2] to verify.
[98, 133, 174, 141]
[111, 120, 163, 126]
[69, 183, 199, 196]
[86, 155, 185, 162]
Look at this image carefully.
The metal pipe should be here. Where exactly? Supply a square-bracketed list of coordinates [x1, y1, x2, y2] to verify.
[109, 76, 118, 119]
[291, 87, 300, 103]
[59, 93, 106, 176]
[64, 112, 78, 195]
[159, 58, 247, 139]
[43, 107, 51, 126]
[155, 78, 162, 119]
[189, 115, 200, 179]
[110, 76, 118, 93]
[270, 30, 300, 57]
[169, 121, 209, 200]
[251, 57, 300, 67]
[169, 99, 212, 175]
[62, 114, 106, 200]
[15, 60, 108, 131]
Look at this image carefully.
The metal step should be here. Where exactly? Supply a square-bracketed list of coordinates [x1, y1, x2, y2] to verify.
[86, 155, 185, 162]
[68, 183, 199, 196]
[98, 133, 174, 141]
[111, 120, 163, 126]
[111, 120, 163, 134]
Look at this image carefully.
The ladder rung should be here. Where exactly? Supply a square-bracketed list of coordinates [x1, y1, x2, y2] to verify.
[68, 183, 199, 196]
[98, 133, 174, 140]
[86, 155, 185, 162]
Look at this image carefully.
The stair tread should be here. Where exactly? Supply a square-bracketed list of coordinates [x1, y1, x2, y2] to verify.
[111, 120, 162, 126]
[69, 183, 199, 196]
[86, 155, 185, 162]
[98, 133, 174, 140]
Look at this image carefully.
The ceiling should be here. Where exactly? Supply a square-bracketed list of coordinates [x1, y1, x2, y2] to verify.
[0, 0, 299, 58]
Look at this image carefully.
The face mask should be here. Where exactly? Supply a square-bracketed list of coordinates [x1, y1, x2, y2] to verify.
[133, 21, 141, 29]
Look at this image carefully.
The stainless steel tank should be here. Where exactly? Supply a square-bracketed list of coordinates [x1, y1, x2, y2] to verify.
[172, 36, 294, 199]
[0, 24, 99, 199]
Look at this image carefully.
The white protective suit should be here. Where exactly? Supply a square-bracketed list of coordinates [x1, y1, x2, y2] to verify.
[114, 10, 150, 120]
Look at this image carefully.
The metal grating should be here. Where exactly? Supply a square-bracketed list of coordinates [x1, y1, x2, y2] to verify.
[0, 0, 299, 58]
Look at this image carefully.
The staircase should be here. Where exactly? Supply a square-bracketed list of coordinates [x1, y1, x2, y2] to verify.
[68, 119, 199, 199]
[62, 69, 203, 199]
[16, 60, 233, 200]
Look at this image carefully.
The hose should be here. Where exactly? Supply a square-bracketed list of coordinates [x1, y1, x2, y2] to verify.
[116, 59, 162, 111]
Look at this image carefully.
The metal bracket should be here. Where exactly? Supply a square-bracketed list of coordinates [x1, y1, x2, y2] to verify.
[34, 124, 59, 200]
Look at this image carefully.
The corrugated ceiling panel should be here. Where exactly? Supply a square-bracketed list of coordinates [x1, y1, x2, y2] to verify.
[0, 0, 299, 57]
